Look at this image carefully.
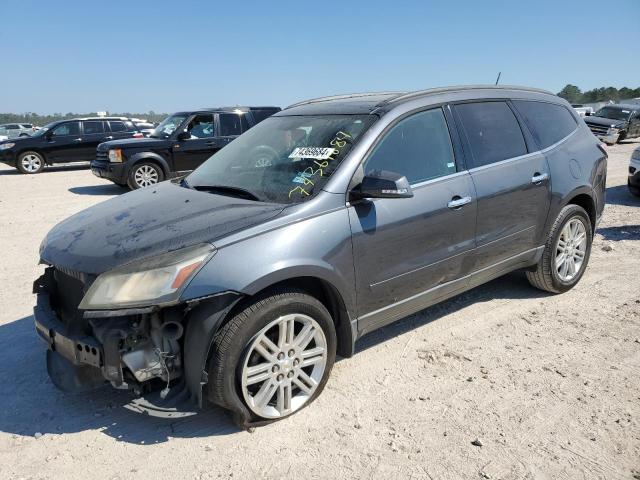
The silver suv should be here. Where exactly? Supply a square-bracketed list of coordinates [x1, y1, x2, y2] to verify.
[34, 86, 607, 427]
[0, 123, 36, 139]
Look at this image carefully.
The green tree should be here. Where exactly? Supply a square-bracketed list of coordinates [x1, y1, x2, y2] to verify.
[557, 84, 582, 104]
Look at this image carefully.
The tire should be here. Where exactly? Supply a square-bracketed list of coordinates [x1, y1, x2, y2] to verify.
[526, 204, 593, 293]
[16, 151, 45, 174]
[629, 180, 640, 197]
[207, 289, 337, 424]
[127, 161, 164, 190]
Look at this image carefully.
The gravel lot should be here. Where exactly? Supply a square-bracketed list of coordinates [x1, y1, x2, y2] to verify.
[0, 141, 638, 480]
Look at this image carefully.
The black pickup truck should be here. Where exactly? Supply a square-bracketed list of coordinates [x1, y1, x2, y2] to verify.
[91, 106, 280, 189]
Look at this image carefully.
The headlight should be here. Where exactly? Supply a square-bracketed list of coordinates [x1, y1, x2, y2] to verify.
[108, 149, 123, 162]
[79, 244, 216, 310]
[0, 142, 15, 150]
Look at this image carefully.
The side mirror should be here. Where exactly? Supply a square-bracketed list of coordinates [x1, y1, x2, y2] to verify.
[176, 131, 191, 141]
[351, 170, 413, 200]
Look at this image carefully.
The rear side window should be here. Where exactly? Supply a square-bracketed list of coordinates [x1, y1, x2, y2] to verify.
[513, 100, 577, 149]
[455, 102, 527, 168]
[363, 108, 456, 184]
[218, 113, 243, 136]
[83, 121, 105, 134]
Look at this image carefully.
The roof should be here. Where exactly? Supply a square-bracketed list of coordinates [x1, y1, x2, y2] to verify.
[191, 106, 281, 114]
[279, 85, 557, 116]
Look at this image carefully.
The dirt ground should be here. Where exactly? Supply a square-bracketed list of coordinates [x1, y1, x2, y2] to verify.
[0, 141, 638, 480]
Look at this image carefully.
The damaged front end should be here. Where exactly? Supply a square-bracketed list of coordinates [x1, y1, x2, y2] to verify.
[34, 266, 186, 396]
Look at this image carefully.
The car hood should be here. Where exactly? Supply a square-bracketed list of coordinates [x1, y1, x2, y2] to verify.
[98, 137, 172, 151]
[40, 181, 285, 275]
[584, 116, 627, 128]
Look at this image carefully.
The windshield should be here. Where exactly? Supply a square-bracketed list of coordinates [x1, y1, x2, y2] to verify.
[150, 114, 188, 138]
[31, 121, 58, 137]
[595, 106, 632, 121]
[185, 114, 375, 204]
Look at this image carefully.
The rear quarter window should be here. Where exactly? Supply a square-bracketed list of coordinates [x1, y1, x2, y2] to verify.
[513, 100, 577, 149]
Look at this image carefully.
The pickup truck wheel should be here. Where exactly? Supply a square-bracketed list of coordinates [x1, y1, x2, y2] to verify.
[17, 151, 45, 174]
[127, 162, 163, 189]
[526, 204, 592, 293]
[207, 289, 336, 423]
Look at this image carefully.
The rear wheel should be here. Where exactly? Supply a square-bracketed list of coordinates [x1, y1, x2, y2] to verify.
[127, 161, 164, 189]
[628, 180, 640, 197]
[526, 204, 592, 293]
[16, 151, 45, 174]
[207, 289, 336, 423]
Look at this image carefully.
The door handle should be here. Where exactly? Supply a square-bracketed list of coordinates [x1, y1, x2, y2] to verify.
[531, 172, 549, 184]
[205, 141, 216, 146]
[103, 136, 113, 140]
[447, 195, 472, 209]
[73, 138, 83, 142]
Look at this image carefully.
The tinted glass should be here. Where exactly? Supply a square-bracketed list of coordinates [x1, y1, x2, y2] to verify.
[52, 122, 80, 136]
[83, 121, 105, 135]
[108, 121, 127, 132]
[456, 102, 527, 167]
[186, 114, 214, 138]
[364, 108, 456, 184]
[251, 109, 279, 123]
[513, 101, 577, 149]
[6, 125, 18, 130]
[240, 114, 250, 132]
[218, 113, 243, 136]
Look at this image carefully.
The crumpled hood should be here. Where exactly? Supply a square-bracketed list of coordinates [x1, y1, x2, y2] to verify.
[584, 116, 627, 128]
[40, 181, 285, 274]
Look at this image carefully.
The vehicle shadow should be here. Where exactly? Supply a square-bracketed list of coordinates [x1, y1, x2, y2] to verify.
[606, 184, 640, 207]
[0, 164, 91, 176]
[597, 224, 640, 241]
[356, 271, 549, 353]
[68, 184, 126, 196]
[0, 315, 240, 444]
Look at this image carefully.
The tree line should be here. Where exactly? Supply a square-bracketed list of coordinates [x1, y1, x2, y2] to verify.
[0, 111, 169, 126]
[557, 85, 640, 105]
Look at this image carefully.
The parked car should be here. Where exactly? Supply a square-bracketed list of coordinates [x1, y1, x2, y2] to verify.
[0, 117, 143, 174]
[91, 106, 280, 189]
[0, 123, 36, 139]
[629, 146, 640, 197]
[571, 104, 594, 117]
[132, 120, 157, 137]
[34, 86, 606, 426]
[583, 103, 640, 144]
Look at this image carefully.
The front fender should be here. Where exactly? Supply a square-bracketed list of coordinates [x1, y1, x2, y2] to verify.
[127, 151, 170, 175]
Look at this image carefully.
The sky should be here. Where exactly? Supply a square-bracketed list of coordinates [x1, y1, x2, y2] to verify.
[1, 0, 639, 114]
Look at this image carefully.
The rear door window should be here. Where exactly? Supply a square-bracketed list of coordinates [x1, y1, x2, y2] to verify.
[83, 121, 105, 135]
[218, 113, 243, 136]
[455, 102, 527, 168]
[363, 108, 457, 184]
[513, 100, 577, 149]
[108, 121, 129, 132]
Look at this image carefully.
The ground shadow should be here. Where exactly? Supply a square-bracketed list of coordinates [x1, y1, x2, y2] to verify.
[606, 184, 640, 207]
[597, 224, 640, 241]
[68, 184, 126, 196]
[355, 271, 549, 353]
[0, 163, 91, 176]
[0, 316, 239, 444]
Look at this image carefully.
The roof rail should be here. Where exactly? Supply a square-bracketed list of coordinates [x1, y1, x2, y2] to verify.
[383, 85, 555, 106]
[285, 92, 403, 109]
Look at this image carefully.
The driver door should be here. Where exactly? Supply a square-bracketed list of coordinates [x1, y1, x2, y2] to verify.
[172, 114, 221, 172]
[348, 107, 477, 335]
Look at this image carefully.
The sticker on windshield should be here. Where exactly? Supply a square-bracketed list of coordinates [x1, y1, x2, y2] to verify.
[289, 147, 336, 160]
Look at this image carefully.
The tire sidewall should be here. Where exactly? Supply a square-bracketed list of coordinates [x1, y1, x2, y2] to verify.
[17, 151, 45, 174]
[212, 293, 337, 423]
[547, 206, 592, 292]
[127, 161, 163, 189]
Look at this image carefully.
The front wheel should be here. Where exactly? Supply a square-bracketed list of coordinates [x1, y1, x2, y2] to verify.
[127, 161, 164, 189]
[629, 180, 640, 197]
[207, 289, 336, 423]
[16, 151, 45, 174]
[526, 204, 592, 293]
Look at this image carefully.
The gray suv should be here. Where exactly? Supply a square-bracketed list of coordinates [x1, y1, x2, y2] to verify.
[34, 86, 607, 426]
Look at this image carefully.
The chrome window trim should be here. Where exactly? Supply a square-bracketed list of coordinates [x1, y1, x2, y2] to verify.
[410, 170, 468, 189]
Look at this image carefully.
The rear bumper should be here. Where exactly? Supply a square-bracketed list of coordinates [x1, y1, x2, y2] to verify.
[91, 158, 127, 184]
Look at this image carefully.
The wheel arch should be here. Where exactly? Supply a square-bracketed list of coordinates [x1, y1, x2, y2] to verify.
[563, 190, 596, 234]
[16, 148, 48, 164]
[127, 151, 170, 176]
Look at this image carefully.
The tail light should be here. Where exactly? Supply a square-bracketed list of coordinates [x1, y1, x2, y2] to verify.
[132, 132, 144, 138]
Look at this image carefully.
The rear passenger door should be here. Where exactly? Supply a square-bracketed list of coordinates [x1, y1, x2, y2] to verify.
[217, 112, 245, 148]
[81, 121, 109, 161]
[453, 101, 551, 271]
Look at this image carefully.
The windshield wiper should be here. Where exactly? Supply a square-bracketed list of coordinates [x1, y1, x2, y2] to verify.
[189, 183, 261, 201]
